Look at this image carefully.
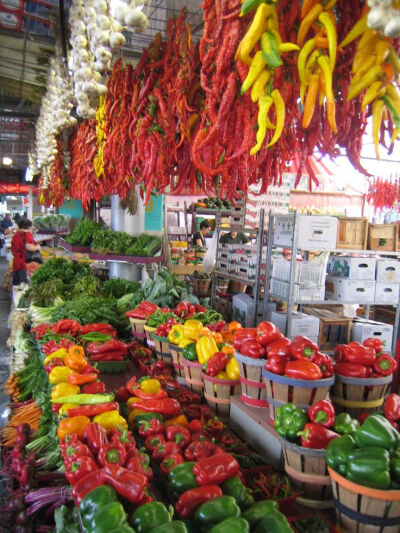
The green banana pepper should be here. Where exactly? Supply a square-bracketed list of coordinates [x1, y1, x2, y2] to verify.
[221, 476, 254, 509]
[326, 435, 357, 476]
[209, 517, 250, 533]
[147, 521, 187, 533]
[241, 500, 279, 528]
[354, 413, 399, 451]
[168, 462, 198, 494]
[333, 413, 360, 436]
[79, 485, 118, 530]
[182, 343, 197, 362]
[274, 403, 307, 440]
[346, 447, 391, 489]
[194, 495, 240, 527]
[254, 511, 292, 533]
[391, 449, 400, 483]
[91, 502, 128, 533]
[130, 502, 171, 533]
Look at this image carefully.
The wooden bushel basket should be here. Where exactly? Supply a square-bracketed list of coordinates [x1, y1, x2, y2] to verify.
[201, 372, 240, 420]
[329, 467, 400, 533]
[331, 374, 392, 417]
[181, 358, 203, 393]
[280, 438, 332, 506]
[168, 343, 185, 380]
[262, 369, 334, 423]
[129, 318, 147, 341]
[235, 351, 268, 408]
[144, 325, 157, 348]
[152, 334, 172, 364]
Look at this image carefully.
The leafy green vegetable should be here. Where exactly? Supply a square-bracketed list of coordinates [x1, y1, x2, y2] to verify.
[54, 505, 80, 533]
[102, 278, 141, 299]
[65, 218, 101, 246]
[117, 292, 144, 313]
[91, 228, 135, 255]
[30, 258, 90, 290]
[141, 267, 199, 308]
[71, 275, 102, 298]
[125, 233, 162, 256]
[25, 279, 65, 307]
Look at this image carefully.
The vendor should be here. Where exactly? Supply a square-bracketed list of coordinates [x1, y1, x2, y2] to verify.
[192, 220, 211, 247]
[219, 230, 249, 245]
[0, 213, 14, 233]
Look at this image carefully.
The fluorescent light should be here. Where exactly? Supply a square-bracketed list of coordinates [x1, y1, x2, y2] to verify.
[25, 167, 33, 182]
[2, 156, 12, 166]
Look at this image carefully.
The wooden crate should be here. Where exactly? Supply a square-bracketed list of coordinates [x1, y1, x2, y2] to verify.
[303, 307, 352, 352]
[336, 217, 368, 250]
[368, 223, 398, 252]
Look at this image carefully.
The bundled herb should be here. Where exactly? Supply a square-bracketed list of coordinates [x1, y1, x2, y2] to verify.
[125, 233, 162, 256]
[102, 278, 141, 299]
[64, 218, 101, 246]
[91, 228, 135, 255]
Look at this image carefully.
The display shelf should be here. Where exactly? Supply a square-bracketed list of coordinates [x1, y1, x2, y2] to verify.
[269, 295, 399, 307]
[88, 253, 165, 264]
[273, 243, 400, 257]
[35, 229, 68, 235]
[58, 239, 91, 253]
[214, 271, 257, 286]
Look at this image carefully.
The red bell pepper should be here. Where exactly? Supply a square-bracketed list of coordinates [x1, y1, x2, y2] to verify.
[297, 423, 340, 449]
[110, 426, 136, 451]
[135, 491, 154, 506]
[79, 323, 117, 337]
[289, 336, 319, 360]
[159, 453, 184, 476]
[61, 441, 93, 460]
[373, 354, 397, 376]
[193, 453, 239, 485]
[125, 455, 154, 480]
[103, 463, 149, 503]
[139, 301, 159, 314]
[66, 402, 119, 418]
[84, 423, 108, 455]
[205, 352, 229, 377]
[265, 337, 292, 357]
[187, 419, 202, 434]
[175, 485, 223, 519]
[384, 394, 400, 422]
[363, 337, 383, 354]
[264, 354, 289, 375]
[334, 344, 347, 362]
[130, 398, 181, 417]
[175, 302, 195, 319]
[152, 441, 181, 463]
[71, 469, 106, 504]
[65, 457, 99, 485]
[334, 362, 368, 378]
[233, 328, 257, 351]
[285, 360, 323, 380]
[98, 441, 127, 466]
[51, 319, 81, 336]
[312, 352, 334, 378]
[86, 339, 128, 355]
[184, 440, 215, 461]
[44, 358, 65, 374]
[138, 418, 164, 438]
[80, 363, 100, 376]
[166, 425, 191, 448]
[358, 412, 371, 425]
[240, 339, 265, 359]
[256, 321, 282, 346]
[307, 400, 335, 428]
[81, 381, 106, 394]
[144, 434, 166, 453]
[342, 342, 376, 366]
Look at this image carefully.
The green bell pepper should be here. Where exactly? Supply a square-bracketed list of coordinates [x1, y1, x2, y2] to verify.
[147, 521, 187, 533]
[241, 501, 279, 528]
[209, 517, 250, 533]
[79, 485, 118, 530]
[333, 413, 360, 436]
[274, 403, 307, 440]
[194, 495, 240, 527]
[354, 413, 399, 451]
[91, 502, 128, 533]
[326, 435, 357, 476]
[168, 462, 198, 494]
[391, 449, 400, 483]
[221, 476, 254, 509]
[346, 447, 391, 489]
[254, 511, 292, 533]
[130, 502, 171, 533]
[182, 343, 197, 362]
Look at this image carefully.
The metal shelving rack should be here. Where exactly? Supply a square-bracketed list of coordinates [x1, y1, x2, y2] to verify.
[263, 210, 400, 355]
[211, 209, 266, 327]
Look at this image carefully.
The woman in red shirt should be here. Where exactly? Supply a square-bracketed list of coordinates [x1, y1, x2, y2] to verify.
[11, 218, 41, 285]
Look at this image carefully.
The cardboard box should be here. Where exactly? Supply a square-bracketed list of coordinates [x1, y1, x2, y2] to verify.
[352, 319, 393, 353]
[271, 311, 320, 339]
[325, 276, 375, 302]
[232, 294, 275, 327]
[327, 256, 376, 280]
[274, 214, 338, 250]
[376, 260, 400, 283]
[375, 283, 400, 304]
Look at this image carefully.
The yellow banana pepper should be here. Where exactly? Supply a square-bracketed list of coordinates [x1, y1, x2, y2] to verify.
[372, 99, 385, 160]
[375, 40, 390, 65]
[298, 38, 316, 85]
[168, 325, 185, 345]
[250, 95, 273, 155]
[278, 42, 300, 53]
[389, 47, 400, 75]
[179, 338, 196, 348]
[347, 65, 384, 101]
[241, 51, 267, 94]
[140, 378, 161, 394]
[267, 89, 285, 147]
[196, 336, 218, 365]
[48, 366, 73, 385]
[297, 4, 323, 47]
[260, 31, 282, 69]
[182, 319, 203, 340]
[239, 3, 274, 64]
[44, 348, 68, 365]
[251, 69, 271, 102]
[351, 55, 377, 83]
[226, 357, 240, 380]
[93, 410, 127, 432]
[51, 383, 80, 401]
[339, 15, 368, 48]
[318, 11, 337, 71]
[361, 81, 384, 111]
[317, 55, 334, 104]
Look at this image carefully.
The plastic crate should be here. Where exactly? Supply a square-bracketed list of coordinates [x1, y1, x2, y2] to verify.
[96, 360, 129, 373]
[271, 259, 326, 302]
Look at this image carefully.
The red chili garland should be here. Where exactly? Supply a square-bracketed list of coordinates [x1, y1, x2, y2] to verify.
[367, 176, 400, 213]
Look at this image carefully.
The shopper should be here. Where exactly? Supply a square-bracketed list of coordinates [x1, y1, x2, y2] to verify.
[0, 213, 13, 232]
[11, 218, 41, 286]
[192, 220, 211, 247]
[219, 230, 249, 245]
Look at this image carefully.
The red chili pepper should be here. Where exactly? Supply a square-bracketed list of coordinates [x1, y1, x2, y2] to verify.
[312, 352, 334, 378]
[86, 339, 128, 355]
[44, 358, 65, 374]
[297, 423, 340, 449]
[68, 372, 98, 386]
[193, 453, 239, 486]
[31, 323, 52, 339]
[334, 362, 368, 378]
[373, 354, 397, 376]
[342, 342, 376, 366]
[308, 400, 335, 428]
[285, 360, 323, 380]
[175, 485, 223, 519]
[384, 394, 400, 422]
[79, 323, 117, 337]
[132, 388, 169, 401]
[51, 319, 81, 336]
[90, 352, 125, 362]
[363, 338, 383, 354]
[289, 336, 319, 360]
[130, 398, 181, 417]
[159, 453, 185, 476]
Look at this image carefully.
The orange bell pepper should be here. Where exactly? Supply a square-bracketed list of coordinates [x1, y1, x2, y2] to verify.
[67, 372, 98, 386]
[228, 321, 242, 334]
[221, 344, 235, 356]
[57, 415, 90, 440]
[68, 345, 85, 358]
[164, 414, 189, 428]
[65, 350, 87, 372]
[214, 332, 223, 344]
[196, 327, 215, 340]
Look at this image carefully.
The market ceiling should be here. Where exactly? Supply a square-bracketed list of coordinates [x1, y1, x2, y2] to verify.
[0, 0, 202, 181]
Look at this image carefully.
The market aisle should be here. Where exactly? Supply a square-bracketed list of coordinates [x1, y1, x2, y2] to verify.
[0, 256, 11, 426]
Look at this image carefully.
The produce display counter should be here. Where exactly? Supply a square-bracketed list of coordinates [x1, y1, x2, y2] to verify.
[88, 253, 165, 264]
[58, 238, 91, 253]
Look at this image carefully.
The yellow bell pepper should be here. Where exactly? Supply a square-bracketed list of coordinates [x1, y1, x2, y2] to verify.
[127, 397, 143, 410]
[93, 410, 127, 432]
[44, 348, 68, 365]
[226, 357, 240, 380]
[216, 371, 229, 380]
[127, 408, 147, 423]
[48, 366, 73, 385]
[168, 325, 185, 345]
[51, 383, 80, 401]
[164, 414, 189, 428]
[140, 378, 161, 394]
[196, 336, 218, 365]
[178, 338, 195, 348]
[58, 403, 77, 416]
[183, 319, 203, 340]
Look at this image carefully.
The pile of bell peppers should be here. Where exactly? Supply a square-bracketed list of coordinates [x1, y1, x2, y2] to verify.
[334, 338, 397, 378]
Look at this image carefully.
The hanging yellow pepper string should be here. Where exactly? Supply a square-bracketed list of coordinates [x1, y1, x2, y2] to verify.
[93, 95, 106, 179]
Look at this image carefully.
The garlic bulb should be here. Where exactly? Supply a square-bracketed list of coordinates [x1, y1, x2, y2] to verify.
[109, 32, 125, 50]
[384, 15, 400, 36]
[367, 0, 400, 37]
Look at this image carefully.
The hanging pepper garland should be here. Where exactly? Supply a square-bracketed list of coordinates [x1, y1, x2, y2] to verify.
[38, 137, 69, 208]
[367, 176, 400, 213]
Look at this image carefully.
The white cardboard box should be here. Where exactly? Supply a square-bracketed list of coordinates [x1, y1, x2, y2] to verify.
[325, 276, 375, 302]
[271, 311, 320, 339]
[376, 260, 400, 283]
[232, 294, 276, 327]
[352, 319, 393, 353]
[327, 256, 376, 280]
[274, 214, 338, 250]
[375, 283, 400, 304]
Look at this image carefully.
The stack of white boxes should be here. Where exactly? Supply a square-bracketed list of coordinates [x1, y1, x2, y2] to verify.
[270, 311, 320, 345]
[375, 259, 400, 304]
[217, 244, 267, 283]
[352, 318, 394, 354]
